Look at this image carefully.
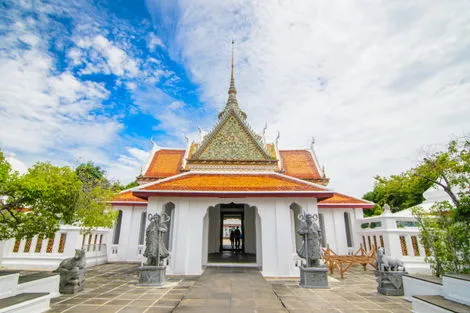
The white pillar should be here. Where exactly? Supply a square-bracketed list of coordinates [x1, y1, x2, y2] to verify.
[171, 199, 206, 275]
[332, 210, 348, 255]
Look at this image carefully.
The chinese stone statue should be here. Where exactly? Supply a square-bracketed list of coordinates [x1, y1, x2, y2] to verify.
[143, 213, 170, 266]
[297, 212, 322, 267]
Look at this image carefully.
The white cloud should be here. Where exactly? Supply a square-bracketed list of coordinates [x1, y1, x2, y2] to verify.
[107, 147, 150, 183]
[0, 8, 122, 169]
[148, 33, 165, 51]
[152, 0, 470, 197]
[75, 35, 140, 77]
[4, 152, 28, 174]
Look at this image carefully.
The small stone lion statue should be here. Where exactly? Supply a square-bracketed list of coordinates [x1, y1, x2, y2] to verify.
[377, 247, 405, 271]
[54, 249, 86, 272]
[54, 249, 86, 293]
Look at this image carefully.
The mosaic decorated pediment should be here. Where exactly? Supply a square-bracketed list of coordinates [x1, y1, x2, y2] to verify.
[192, 113, 273, 161]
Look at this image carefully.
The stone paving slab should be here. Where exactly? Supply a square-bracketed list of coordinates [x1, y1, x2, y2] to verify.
[45, 263, 412, 313]
[268, 267, 412, 313]
[172, 267, 286, 313]
[47, 263, 197, 313]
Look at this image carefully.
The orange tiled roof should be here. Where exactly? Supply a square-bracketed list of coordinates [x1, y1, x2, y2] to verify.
[144, 149, 185, 178]
[318, 192, 373, 208]
[280, 150, 322, 180]
[137, 173, 329, 193]
[111, 190, 147, 203]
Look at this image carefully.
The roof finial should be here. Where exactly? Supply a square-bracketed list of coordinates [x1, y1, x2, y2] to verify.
[218, 39, 247, 120]
[228, 39, 237, 96]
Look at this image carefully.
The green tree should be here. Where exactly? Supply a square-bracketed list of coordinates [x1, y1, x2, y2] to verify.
[0, 153, 117, 240]
[363, 137, 469, 275]
[74, 162, 118, 233]
[412, 138, 469, 217]
[111, 180, 139, 191]
[363, 172, 433, 217]
[411, 138, 470, 276]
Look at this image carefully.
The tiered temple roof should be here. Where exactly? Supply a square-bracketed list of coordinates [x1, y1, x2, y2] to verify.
[111, 45, 372, 209]
[133, 172, 333, 198]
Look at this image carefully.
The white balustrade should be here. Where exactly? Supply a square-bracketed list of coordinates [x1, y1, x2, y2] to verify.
[0, 226, 110, 270]
[357, 211, 431, 273]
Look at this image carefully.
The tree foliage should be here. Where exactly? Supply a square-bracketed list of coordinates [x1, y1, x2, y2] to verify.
[363, 172, 433, 217]
[0, 153, 117, 240]
[363, 137, 469, 275]
[411, 138, 469, 276]
[74, 161, 118, 233]
[413, 202, 469, 276]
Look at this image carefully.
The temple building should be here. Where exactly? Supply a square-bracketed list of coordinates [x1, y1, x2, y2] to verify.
[109, 55, 374, 277]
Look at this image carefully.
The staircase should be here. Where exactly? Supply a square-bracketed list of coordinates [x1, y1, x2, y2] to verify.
[404, 273, 470, 313]
[0, 270, 59, 313]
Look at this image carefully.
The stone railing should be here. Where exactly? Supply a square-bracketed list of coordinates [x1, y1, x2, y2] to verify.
[0, 225, 110, 270]
[357, 213, 430, 273]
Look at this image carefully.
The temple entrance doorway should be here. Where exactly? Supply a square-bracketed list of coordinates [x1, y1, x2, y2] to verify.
[205, 203, 260, 266]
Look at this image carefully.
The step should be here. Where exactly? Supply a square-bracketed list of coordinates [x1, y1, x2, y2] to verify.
[412, 295, 470, 313]
[0, 272, 20, 299]
[0, 293, 50, 313]
[443, 274, 470, 306]
[403, 274, 443, 302]
[17, 273, 60, 298]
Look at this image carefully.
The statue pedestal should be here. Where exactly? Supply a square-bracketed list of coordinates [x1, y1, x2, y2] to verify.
[299, 266, 328, 289]
[138, 266, 166, 286]
[375, 270, 408, 296]
[58, 268, 85, 294]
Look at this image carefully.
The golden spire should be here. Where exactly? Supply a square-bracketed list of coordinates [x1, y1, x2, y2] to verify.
[228, 39, 237, 95]
[219, 40, 246, 119]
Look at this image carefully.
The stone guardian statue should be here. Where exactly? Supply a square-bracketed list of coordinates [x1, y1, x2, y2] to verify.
[139, 212, 170, 285]
[297, 212, 322, 267]
[296, 211, 328, 288]
[143, 213, 170, 266]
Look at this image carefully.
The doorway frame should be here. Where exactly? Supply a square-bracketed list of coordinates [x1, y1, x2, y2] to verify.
[219, 211, 245, 253]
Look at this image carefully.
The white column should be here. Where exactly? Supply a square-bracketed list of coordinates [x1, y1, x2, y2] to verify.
[257, 200, 277, 276]
[118, 207, 137, 261]
[63, 227, 81, 258]
[202, 210, 209, 266]
[275, 199, 294, 276]
[405, 235, 413, 257]
[171, 198, 207, 275]
[257, 199, 294, 277]
[126, 206, 144, 261]
[332, 210, 348, 255]
[256, 208, 262, 268]
[321, 210, 336, 251]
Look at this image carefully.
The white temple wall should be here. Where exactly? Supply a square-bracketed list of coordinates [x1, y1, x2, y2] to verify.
[141, 196, 322, 276]
[318, 208, 357, 255]
[108, 205, 146, 262]
[109, 198, 364, 276]
[352, 208, 365, 251]
[319, 209, 336, 251]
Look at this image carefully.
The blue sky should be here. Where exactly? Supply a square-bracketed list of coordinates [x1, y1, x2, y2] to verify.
[1, 0, 469, 197]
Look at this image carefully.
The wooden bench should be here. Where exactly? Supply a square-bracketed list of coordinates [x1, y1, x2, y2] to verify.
[322, 244, 377, 279]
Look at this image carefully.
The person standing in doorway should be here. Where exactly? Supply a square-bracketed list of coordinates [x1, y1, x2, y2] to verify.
[229, 229, 235, 250]
[233, 226, 241, 250]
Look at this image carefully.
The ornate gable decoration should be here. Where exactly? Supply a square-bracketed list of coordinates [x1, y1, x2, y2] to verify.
[190, 109, 274, 162]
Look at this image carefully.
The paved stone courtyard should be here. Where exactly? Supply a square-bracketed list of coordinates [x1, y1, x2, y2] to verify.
[48, 263, 412, 313]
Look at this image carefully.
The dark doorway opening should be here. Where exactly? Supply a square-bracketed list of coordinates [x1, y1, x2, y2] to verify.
[207, 203, 256, 264]
[220, 211, 244, 252]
